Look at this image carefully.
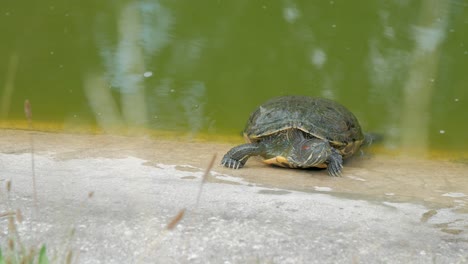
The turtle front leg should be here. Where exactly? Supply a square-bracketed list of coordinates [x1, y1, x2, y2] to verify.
[221, 143, 262, 169]
[327, 148, 344, 177]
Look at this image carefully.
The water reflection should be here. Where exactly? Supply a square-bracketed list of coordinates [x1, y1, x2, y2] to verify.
[90, 1, 208, 135]
[400, 0, 449, 155]
[89, 1, 175, 129]
[84, 72, 123, 130]
[150, 79, 207, 135]
[0, 54, 19, 119]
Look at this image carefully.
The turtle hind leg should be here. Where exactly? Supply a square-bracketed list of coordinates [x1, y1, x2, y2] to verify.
[221, 143, 261, 169]
[327, 148, 343, 177]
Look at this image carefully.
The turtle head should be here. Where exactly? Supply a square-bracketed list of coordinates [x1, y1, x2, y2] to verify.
[289, 138, 331, 168]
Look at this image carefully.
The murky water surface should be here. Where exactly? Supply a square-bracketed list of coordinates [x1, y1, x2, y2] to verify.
[1, 0, 467, 155]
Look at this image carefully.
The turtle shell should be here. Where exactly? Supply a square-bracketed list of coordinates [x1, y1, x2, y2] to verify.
[244, 96, 364, 158]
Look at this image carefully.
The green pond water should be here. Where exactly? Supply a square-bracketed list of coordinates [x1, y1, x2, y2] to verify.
[0, 0, 467, 155]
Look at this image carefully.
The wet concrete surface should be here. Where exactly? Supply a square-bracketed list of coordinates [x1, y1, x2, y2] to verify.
[0, 129, 467, 263]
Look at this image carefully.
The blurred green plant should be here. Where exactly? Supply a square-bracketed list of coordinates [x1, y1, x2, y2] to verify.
[38, 245, 50, 264]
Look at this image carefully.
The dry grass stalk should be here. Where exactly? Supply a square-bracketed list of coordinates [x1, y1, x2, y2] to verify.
[24, 99, 38, 210]
[195, 153, 216, 206]
[166, 209, 186, 230]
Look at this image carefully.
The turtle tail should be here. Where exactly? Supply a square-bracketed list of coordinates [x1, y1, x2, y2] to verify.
[363, 132, 383, 147]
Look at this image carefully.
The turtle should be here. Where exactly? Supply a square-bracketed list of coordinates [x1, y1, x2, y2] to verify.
[221, 95, 365, 176]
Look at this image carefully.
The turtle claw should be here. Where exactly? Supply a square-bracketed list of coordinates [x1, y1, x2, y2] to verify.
[328, 165, 342, 177]
[327, 150, 343, 177]
[221, 156, 244, 169]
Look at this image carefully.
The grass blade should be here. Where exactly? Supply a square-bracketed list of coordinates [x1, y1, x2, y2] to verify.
[0, 248, 5, 264]
[38, 245, 49, 264]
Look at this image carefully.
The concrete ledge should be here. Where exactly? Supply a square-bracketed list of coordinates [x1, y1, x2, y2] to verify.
[1, 130, 467, 263]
